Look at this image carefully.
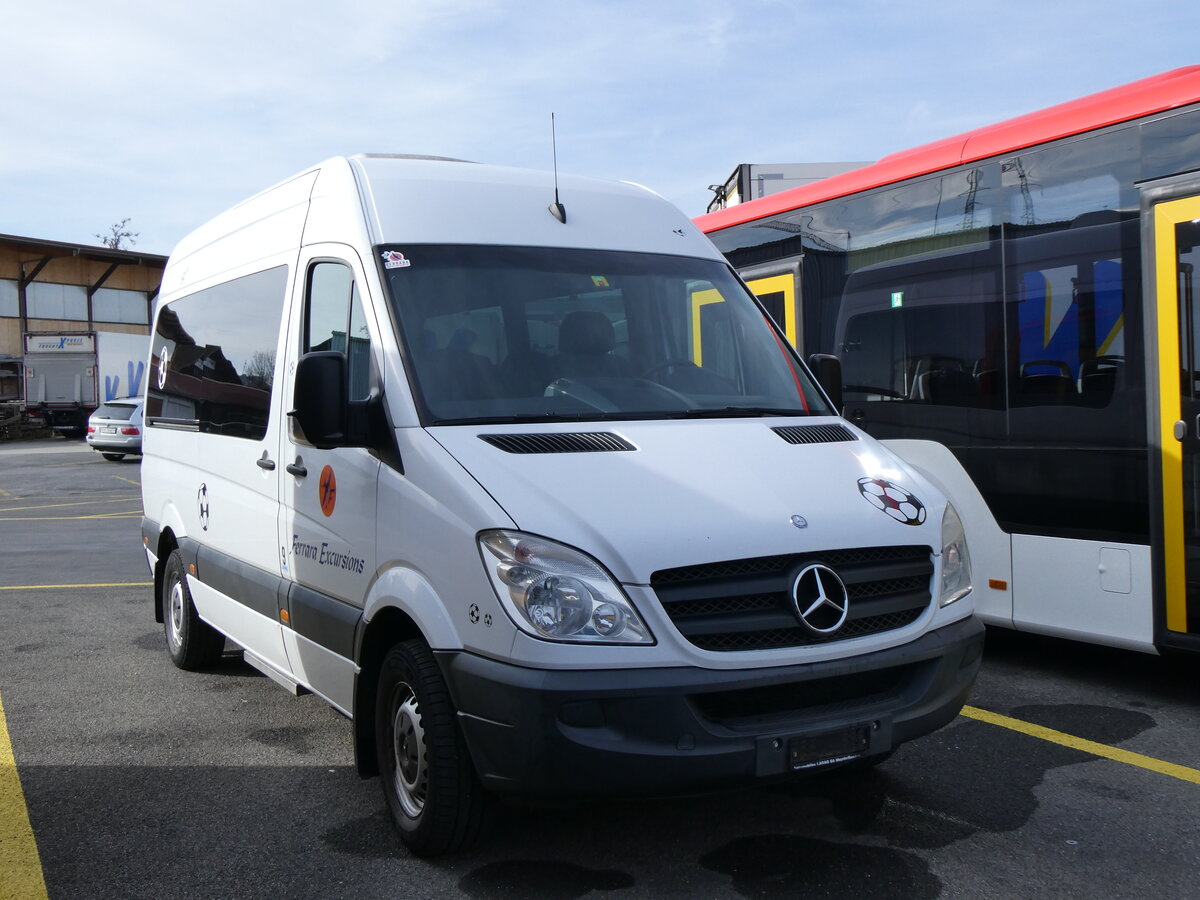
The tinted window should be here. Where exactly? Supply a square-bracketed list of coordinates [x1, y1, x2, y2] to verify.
[147, 266, 287, 440]
[1142, 107, 1200, 181]
[1000, 128, 1139, 228]
[94, 402, 138, 421]
[382, 245, 827, 424]
[305, 261, 373, 402]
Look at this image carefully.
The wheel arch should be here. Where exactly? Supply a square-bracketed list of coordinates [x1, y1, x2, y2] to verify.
[152, 527, 180, 624]
[147, 501, 188, 624]
[353, 566, 465, 776]
[353, 605, 426, 778]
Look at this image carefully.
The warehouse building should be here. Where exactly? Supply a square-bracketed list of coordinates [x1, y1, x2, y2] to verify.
[0, 234, 166, 403]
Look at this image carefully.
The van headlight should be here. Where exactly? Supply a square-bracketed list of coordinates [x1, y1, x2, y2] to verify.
[479, 531, 653, 644]
[939, 503, 972, 607]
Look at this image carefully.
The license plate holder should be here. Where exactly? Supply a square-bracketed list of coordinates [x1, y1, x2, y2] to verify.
[788, 724, 871, 770]
[102, 426, 117, 433]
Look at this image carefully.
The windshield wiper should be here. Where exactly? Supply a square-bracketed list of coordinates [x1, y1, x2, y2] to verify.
[432, 407, 817, 425]
[668, 406, 815, 419]
[432, 411, 631, 425]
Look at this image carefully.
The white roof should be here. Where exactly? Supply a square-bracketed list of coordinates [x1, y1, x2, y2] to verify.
[348, 155, 718, 258]
[163, 155, 721, 296]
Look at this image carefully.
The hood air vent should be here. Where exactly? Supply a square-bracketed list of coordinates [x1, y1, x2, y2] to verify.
[772, 424, 858, 445]
[480, 432, 636, 454]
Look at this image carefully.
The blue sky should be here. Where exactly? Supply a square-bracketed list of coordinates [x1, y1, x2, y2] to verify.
[2, 0, 1197, 255]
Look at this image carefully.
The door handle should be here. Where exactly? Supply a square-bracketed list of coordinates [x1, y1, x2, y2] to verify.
[286, 458, 308, 478]
[257, 453, 276, 471]
[1175, 420, 1187, 442]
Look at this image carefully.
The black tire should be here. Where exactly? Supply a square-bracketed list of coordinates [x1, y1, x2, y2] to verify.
[162, 549, 225, 670]
[376, 639, 488, 856]
[101, 453, 125, 461]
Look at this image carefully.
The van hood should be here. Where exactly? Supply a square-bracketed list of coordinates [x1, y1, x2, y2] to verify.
[427, 418, 945, 584]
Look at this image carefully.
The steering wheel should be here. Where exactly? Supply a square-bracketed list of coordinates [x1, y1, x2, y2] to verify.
[543, 378, 618, 412]
[642, 358, 697, 379]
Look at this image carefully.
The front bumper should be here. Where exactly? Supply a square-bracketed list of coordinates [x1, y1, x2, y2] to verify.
[439, 614, 984, 799]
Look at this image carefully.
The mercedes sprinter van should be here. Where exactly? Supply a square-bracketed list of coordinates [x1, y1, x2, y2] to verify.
[140, 154, 983, 856]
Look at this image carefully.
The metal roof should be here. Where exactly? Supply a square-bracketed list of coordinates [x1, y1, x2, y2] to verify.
[0, 232, 166, 267]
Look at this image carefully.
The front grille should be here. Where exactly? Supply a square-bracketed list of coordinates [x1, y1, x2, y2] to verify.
[651, 546, 933, 652]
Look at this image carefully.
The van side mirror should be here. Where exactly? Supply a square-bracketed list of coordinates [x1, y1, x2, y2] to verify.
[292, 351, 347, 448]
[807, 353, 843, 414]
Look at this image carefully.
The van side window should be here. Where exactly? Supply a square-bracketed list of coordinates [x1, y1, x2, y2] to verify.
[147, 265, 287, 440]
[306, 262, 373, 401]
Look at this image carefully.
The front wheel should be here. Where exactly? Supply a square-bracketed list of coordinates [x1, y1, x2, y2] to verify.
[162, 549, 225, 670]
[376, 639, 488, 856]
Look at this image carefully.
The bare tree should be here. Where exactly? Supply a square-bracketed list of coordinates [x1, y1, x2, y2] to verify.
[241, 350, 276, 390]
[96, 218, 139, 250]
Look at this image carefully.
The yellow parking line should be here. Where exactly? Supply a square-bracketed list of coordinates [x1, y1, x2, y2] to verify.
[0, 497, 137, 514]
[0, 691, 49, 900]
[0, 487, 13, 498]
[0, 582, 152, 591]
[0, 513, 143, 522]
[961, 705, 1200, 785]
[112, 476, 141, 487]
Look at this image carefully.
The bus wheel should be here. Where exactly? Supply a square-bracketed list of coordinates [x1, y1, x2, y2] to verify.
[376, 638, 487, 856]
[162, 549, 224, 670]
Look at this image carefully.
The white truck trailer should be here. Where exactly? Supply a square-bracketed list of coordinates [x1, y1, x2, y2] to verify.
[22, 330, 149, 437]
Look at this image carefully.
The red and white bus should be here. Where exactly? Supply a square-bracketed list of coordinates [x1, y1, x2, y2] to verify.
[697, 66, 1200, 654]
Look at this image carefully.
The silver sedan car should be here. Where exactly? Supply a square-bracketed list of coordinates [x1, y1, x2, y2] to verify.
[86, 397, 144, 461]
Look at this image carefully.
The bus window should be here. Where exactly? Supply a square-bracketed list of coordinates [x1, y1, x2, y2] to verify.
[839, 309, 905, 399]
[1007, 215, 1137, 410]
[1013, 258, 1126, 407]
[688, 287, 738, 384]
[744, 273, 797, 346]
[837, 247, 1004, 412]
[1001, 128, 1138, 227]
[689, 287, 722, 366]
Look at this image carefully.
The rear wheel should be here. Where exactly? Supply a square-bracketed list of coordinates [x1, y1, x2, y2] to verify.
[101, 453, 125, 461]
[162, 549, 224, 669]
[376, 639, 488, 856]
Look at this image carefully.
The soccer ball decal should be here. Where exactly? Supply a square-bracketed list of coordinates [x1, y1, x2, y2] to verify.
[857, 477, 926, 526]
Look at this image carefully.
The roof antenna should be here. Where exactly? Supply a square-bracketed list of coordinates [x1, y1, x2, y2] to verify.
[548, 113, 567, 224]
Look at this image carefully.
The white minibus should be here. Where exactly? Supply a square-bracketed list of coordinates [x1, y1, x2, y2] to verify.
[141, 155, 982, 856]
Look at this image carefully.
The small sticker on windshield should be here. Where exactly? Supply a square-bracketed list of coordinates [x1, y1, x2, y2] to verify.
[591, 275, 610, 288]
[382, 250, 411, 269]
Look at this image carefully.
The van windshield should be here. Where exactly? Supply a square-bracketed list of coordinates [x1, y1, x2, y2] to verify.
[380, 245, 829, 424]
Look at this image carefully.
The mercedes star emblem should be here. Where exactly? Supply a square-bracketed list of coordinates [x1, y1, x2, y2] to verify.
[792, 563, 849, 635]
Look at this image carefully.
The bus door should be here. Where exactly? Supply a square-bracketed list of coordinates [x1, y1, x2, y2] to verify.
[1147, 183, 1200, 645]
